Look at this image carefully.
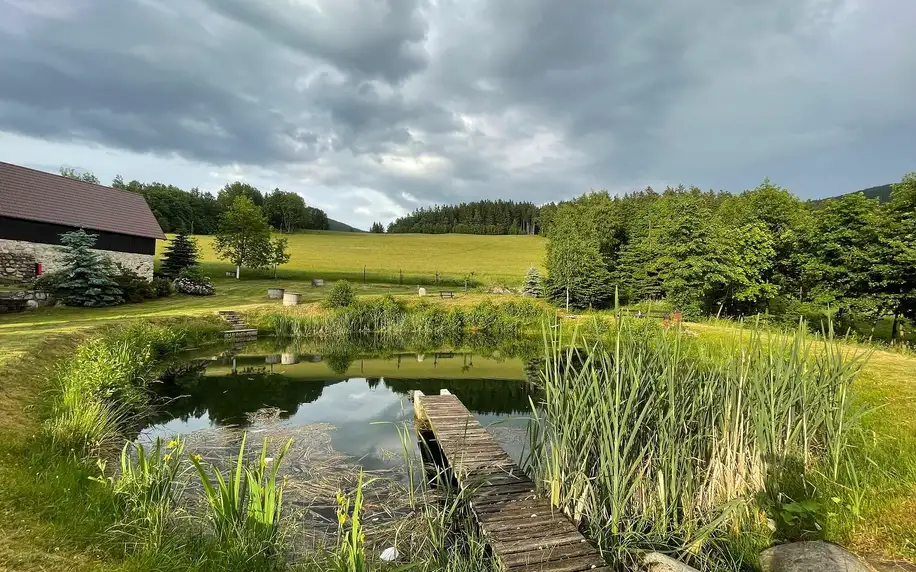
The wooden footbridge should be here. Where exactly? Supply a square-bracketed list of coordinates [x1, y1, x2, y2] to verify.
[413, 390, 608, 571]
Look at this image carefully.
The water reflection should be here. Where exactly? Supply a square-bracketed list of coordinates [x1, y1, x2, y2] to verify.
[142, 341, 540, 470]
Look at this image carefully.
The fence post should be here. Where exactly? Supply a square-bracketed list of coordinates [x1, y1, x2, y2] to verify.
[363, 265, 366, 284]
[436, 271, 439, 286]
[399, 269, 403, 285]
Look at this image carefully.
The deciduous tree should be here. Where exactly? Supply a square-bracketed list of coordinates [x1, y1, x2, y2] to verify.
[214, 196, 271, 279]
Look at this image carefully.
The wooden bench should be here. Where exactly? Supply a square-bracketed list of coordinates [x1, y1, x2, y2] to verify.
[440, 291, 455, 298]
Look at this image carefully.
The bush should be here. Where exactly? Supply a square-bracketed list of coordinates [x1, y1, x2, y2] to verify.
[151, 277, 173, 298]
[523, 267, 543, 298]
[324, 280, 355, 308]
[54, 230, 123, 307]
[174, 267, 214, 296]
[114, 264, 155, 303]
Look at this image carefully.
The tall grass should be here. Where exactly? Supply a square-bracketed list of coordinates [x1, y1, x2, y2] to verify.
[526, 318, 867, 569]
[267, 296, 547, 343]
[91, 437, 186, 551]
[190, 433, 293, 564]
[45, 320, 222, 456]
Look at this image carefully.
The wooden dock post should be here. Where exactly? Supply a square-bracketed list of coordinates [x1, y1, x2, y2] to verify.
[413, 391, 608, 571]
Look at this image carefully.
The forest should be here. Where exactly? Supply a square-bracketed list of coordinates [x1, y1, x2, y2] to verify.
[108, 175, 329, 235]
[387, 199, 541, 234]
[544, 173, 916, 336]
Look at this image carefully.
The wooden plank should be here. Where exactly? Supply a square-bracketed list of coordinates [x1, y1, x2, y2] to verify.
[417, 393, 606, 572]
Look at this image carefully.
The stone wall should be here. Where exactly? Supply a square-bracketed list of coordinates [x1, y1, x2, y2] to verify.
[0, 238, 154, 281]
[0, 290, 53, 314]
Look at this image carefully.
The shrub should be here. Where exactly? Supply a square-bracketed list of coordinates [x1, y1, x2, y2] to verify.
[523, 267, 543, 298]
[324, 280, 356, 308]
[114, 264, 155, 303]
[174, 267, 214, 296]
[151, 277, 173, 298]
[54, 229, 123, 307]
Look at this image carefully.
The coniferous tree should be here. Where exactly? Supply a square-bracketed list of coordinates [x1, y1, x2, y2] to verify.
[160, 232, 199, 276]
[370, 221, 385, 233]
[523, 267, 543, 298]
[54, 230, 123, 307]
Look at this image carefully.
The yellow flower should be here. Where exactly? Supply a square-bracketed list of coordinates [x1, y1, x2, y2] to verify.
[167, 439, 178, 449]
[338, 513, 347, 525]
[163, 453, 172, 461]
[192, 454, 203, 462]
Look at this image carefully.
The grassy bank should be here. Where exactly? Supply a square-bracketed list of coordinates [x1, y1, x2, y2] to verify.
[259, 296, 550, 343]
[527, 318, 916, 568]
[0, 317, 510, 571]
[156, 231, 545, 286]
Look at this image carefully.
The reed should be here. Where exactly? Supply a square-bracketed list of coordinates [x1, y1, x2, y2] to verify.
[91, 437, 185, 550]
[190, 432, 294, 563]
[526, 317, 867, 569]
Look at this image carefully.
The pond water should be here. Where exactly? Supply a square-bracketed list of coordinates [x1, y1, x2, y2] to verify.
[139, 340, 541, 475]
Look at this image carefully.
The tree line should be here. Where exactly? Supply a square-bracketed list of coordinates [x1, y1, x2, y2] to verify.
[545, 174, 916, 337]
[387, 200, 541, 235]
[60, 168, 329, 235]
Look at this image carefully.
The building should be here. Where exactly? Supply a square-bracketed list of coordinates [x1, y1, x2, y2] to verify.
[0, 162, 165, 281]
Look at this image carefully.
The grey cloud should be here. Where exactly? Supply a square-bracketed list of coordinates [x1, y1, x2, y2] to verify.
[1, 0, 915, 221]
[198, 0, 430, 83]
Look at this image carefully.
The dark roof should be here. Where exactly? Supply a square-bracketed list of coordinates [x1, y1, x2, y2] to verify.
[0, 162, 165, 240]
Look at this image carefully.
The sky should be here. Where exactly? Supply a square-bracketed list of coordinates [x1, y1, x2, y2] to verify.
[1, 0, 914, 230]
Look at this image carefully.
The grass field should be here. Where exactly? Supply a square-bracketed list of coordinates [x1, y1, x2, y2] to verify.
[158, 231, 546, 286]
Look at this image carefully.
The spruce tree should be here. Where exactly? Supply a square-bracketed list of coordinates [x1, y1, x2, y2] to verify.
[55, 230, 123, 307]
[160, 232, 199, 276]
[523, 267, 543, 298]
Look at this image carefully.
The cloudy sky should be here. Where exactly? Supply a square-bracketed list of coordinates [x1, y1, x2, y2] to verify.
[1, 0, 914, 229]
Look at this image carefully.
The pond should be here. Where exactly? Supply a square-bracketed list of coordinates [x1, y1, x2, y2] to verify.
[138, 340, 541, 476]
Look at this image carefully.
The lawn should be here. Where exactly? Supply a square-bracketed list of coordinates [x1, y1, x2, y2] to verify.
[0, 278, 420, 365]
[158, 230, 546, 286]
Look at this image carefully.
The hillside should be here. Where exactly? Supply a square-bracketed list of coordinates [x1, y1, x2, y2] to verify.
[158, 230, 545, 285]
[811, 183, 894, 206]
[327, 218, 364, 232]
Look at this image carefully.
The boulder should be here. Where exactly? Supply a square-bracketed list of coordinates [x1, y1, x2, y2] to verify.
[25, 299, 39, 311]
[643, 552, 699, 572]
[267, 287, 285, 300]
[759, 541, 872, 572]
[311, 279, 324, 287]
[282, 292, 302, 306]
[418, 287, 427, 297]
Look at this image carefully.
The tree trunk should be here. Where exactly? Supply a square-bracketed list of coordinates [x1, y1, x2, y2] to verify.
[891, 311, 901, 344]
[566, 286, 570, 313]
[235, 265, 240, 280]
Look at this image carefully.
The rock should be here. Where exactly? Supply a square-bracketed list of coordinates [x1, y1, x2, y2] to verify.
[267, 287, 285, 299]
[643, 552, 700, 572]
[418, 287, 427, 296]
[759, 541, 872, 572]
[25, 299, 39, 311]
[311, 279, 324, 287]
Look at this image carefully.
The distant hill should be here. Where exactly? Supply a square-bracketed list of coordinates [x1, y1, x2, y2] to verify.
[327, 218, 364, 233]
[811, 183, 894, 207]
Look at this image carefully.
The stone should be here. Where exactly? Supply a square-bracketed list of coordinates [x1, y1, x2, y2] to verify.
[267, 287, 285, 299]
[759, 541, 871, 572]
[25, 299, 39, 310]
[643, 552, 700, 572]
[418, 287, 427, 296]
[311, 279, 324, 287]
[281, 352, 300, 365]
[283, 292, 302, 306]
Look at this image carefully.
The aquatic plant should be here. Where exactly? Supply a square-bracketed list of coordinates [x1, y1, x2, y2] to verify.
[91, 437, 185, 550]
[527, 318, 866, 569]
[190, 432, 293, 562]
